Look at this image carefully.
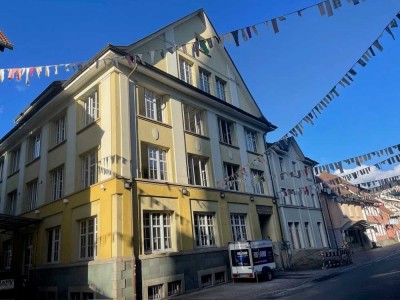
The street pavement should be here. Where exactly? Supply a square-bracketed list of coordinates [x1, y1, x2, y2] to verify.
[175, 243, 400, 300]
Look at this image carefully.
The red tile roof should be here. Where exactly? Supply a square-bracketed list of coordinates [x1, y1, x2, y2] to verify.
[0, 30, 13, 51]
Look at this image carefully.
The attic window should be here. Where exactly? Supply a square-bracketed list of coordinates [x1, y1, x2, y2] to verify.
[195, 33, 211, 57]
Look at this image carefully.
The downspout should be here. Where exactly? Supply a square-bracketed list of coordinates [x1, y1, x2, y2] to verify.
[264, 135, 288, 268]
[127, 59, 139, 300]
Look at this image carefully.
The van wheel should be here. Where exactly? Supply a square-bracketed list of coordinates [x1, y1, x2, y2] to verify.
[266, 270, 273, 281]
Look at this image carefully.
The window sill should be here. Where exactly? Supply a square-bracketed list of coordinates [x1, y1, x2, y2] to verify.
[7, 170, 19, 178]
[48, 140, 67, 153]
[185, 130, 209, 140]
[26, 157, 40, 168]
[246, 150, 260, 155]
[77, 118, 101, 135]
[219, 142, 239, 150]
[138, 115, 172, 128]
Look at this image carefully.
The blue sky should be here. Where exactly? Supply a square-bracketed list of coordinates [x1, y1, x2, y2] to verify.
[1, 0, 400, 183]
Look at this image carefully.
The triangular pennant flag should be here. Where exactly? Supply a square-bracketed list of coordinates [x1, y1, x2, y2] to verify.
[25, 67, 30, 85]
[390, 19, 398, 28]
[251, 25, 258, 36]
[36, 67, 43, 78]
[241, 29, 249, 42]
[385, 26, 395, 40]
[271, 19, 279, 33]
[246, 27, 252, 38]
[45, 66, 50, 77]
[373, 40, 384, 51]
[0, 69, 4, 83]
[358, 58, 367, 67]
[231, 30, 240, 46]
[325, 0, 334, 17]
[348, 68, 357, 76]
[54, 65, 58, 75]
[318, 3, 326, 16]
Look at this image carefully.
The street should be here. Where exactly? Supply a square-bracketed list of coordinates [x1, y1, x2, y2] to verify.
[271, 252, 400, 300]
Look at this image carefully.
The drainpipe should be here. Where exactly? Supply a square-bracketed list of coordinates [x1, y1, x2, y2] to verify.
[264, 136, 288, 268]
[127, 58, 139, 300]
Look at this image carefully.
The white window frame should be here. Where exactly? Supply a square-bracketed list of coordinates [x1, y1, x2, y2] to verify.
[230, 214, 248, 241]
[245, 129, 257, 152]
[143, 212, 172, 253]
[83, 91, 99, 126]
[218, 118, 233, 145]
[251, 169, 265, 194]
[187, 154, 208, 187]
[27, 179, 38, 210]
[194, 213, 216, 247]
[179, 58, 192, 84]
[79, 217, 98, 260]
[199, 68, 210, 93]
[47, 227, 60, 263]
[147, 146, 168, 181]
[51, 166, 64, 201]
[223, 163, 239, 191]
[215, 77, 226, 101]
[183, 104, 204, 135]
[144, 89, 164, 122]
[54, 115, 66, 145]
[148, 284, 163, 300]
[30, 132, 41, 160]
[81, 151, 98, 188]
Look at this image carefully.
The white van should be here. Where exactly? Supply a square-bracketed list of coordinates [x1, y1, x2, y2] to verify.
[228, 240, 276, 282]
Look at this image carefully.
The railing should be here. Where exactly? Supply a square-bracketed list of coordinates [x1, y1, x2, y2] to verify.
[321, 248, 352, 269]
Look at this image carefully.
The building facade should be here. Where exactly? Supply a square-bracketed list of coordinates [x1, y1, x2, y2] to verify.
[0, 9, 283, 299]
[266, 138, 329, 268]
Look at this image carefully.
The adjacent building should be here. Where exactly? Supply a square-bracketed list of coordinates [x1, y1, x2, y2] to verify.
[266, 137, 329, 268]
[0, 9, 283, 299]
[0, 29, 13, 52]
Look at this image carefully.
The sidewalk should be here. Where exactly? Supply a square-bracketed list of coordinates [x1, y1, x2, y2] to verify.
[175, 243, 400, 300]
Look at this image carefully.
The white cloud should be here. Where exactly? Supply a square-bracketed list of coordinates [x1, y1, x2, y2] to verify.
[334, 164, 400, 185]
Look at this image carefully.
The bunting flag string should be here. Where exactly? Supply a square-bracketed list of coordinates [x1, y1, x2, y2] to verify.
[279, 10, 400, 140]
[0, 0, 383, 87]
[314, 143, 400, 175]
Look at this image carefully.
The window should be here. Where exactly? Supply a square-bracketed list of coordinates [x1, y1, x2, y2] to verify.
[9, 147, 20, 174]
[281, 188, 290, 205]
[279, 157, 284, 173]
[148, 284, 163, 300]
[218, 118, 234, 145]
[317, 222, 328, 247]
[223, 163, 239, 191]
[83, 91, 99, 126]
[251, 169, 264, 194]
[199, 68, 211, 93]
[7, 190, 17, 215]
[54, 116, 66, 145]
[143, 212, 172, 253]
[3, 241, 11, 269]
[80, 218, 98, 259]
[183, 104, 204, 135]
[311, 194, 318, 208]
[168, 280, 182, 297]
[304, 222, 313, 248]
[295, 222, 303, 249]
[82, 151, 98, 188]
[24, 234, 33, 271]
[187, 154, 208, 186]
[230, 214, 247, 241]
[245, 129, 257, 152]
[215, 77, 226, 101]
[51, 166, 64, 201]
[144, 89, 164, 122]
[0, 158, 4, 181]
[194, 213, 216, 247]
[142, 146, 168, 181]
[47, 227, 60, 263]
[179, 58, 192, 84]
[28, 132, 41, 161]
[298, 192, 305, 206]
[214, 272, 226, 285]
[27, 179, 38, 210]
[201, 274, 213, 288]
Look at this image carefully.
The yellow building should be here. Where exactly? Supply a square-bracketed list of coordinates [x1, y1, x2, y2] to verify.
[0, 9, 281, 300]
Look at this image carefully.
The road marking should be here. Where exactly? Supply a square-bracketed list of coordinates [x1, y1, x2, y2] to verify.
[370, 270, 400, 278]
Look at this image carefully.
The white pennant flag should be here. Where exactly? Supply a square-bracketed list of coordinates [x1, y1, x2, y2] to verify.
[54, 65, 58, 75]
[25, 68, 30, 85]
[0, 69, 4, 82]
[45, 66, 50, 77]
[36, 67, 43, 78]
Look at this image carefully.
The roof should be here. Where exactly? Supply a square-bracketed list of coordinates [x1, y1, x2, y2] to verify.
[380, 206, 394, 216]
[0, 30, 13, 51]
[267, 137, 318, 165]
[0, 214, 39, 231]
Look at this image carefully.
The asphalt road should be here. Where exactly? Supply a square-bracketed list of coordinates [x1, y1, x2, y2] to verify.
[270, 252, 400, 300]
